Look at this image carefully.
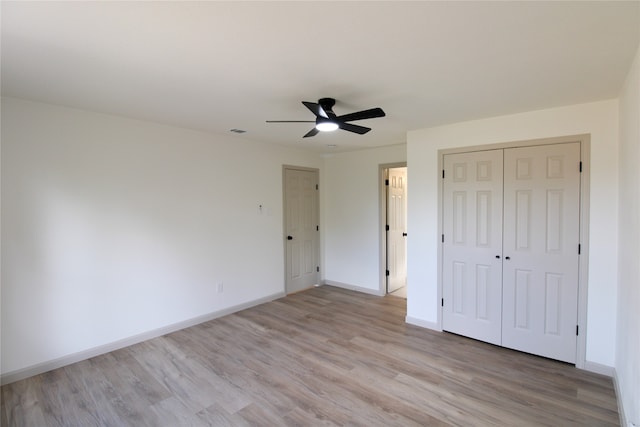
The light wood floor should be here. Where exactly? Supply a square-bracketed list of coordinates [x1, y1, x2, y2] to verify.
[2, 285, 619, 426]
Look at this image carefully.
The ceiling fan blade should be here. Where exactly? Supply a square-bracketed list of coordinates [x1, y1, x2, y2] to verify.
[302, 101, 328, 118]
[337, 107, 386, 122]
[303, 128, 319, 138]
[266, 120, 315, 123]
[338, 122, 371, 135]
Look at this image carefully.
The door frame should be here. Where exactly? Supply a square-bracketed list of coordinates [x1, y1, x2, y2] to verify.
[379, 162, 408, 295]
[283, 165, 321, 294]
[437, 134, 590, 369]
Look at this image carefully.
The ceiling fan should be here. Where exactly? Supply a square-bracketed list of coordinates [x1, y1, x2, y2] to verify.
[266, 98, 386, 138]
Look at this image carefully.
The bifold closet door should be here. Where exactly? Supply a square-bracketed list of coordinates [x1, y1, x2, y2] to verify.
[442, 150, 504, 345]
[501, 143, 581, 363]
[442, 143, 581, 364]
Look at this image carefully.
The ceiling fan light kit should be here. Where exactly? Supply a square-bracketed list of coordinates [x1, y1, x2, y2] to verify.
[315, 119, 339, 132]
[267, 97, 385, 138]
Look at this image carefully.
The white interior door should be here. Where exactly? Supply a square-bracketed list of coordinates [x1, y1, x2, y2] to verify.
[387, 167, 407, 293]
[501, 143, 581, 363]
[442, 150, 504, 345]
[285, 168, 319, 294]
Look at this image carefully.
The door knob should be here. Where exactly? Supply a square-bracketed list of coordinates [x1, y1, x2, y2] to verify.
[505, 256, 511, 260]
[287, 236, 293, 240]
[496, 255, 501, 259]
[402, 233, 408, 237]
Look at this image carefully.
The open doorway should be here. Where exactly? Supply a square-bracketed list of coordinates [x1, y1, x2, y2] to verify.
[380, 164, 408, 298]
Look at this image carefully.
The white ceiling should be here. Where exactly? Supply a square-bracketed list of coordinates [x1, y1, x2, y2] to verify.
[2, 1, 639, 153]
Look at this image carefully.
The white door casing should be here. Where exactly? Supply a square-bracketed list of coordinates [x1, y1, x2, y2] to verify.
[501, 143, 581, 363]
[442, 150, 504, 345]
[284, 168, 320, 294]
[387, 167, 408, 293]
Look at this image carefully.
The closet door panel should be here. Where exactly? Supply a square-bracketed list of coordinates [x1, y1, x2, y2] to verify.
[502, 143, 580, 363]
[442, 150, 503, 345]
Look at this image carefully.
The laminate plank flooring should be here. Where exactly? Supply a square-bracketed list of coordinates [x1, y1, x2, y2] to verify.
[1, 285, 619, 426]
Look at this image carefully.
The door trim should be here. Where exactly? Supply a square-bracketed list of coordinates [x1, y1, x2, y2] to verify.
[437, 134, 590, 369]
[283, 165, 321, 294]
[379, 162, 407, 295]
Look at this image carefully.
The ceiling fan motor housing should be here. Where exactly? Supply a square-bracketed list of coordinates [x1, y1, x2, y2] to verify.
[318, 98, 336, 114]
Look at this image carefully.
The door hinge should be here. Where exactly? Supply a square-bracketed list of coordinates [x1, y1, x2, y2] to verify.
[578, 244, 581, 254]
[317, 266, 320, 272]
[386, 224, 389, 231]
[316, 184, 319, 190]
[441, 298, 444, 307]
[385, 179, 389, 186]
[316, 225, 319, 231]
[386, 270, 390, 277]
[579, 161, 582, 173]
[442, 169, 445, 179]
[441, 234, 444, 243]
[576, 325, 579, 336]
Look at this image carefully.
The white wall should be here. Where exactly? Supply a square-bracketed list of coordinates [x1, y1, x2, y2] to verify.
[323, 144, 406, 294]
[616, 44, 640, 427]
[1, 97, 322, 379]
[406, 100, 619, 367]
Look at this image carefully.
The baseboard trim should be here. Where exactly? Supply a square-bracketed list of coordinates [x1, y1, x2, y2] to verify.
[323, 280, 385, 296]
[582, 362, 630, 425]
[611, 367, 632, 427]
[1, 292, 285, 386]
[582, 360, 615, 377]
[405, 316, 441, 331]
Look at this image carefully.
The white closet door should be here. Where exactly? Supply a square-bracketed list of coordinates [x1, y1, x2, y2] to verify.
[442, 150, 504, 345]
[502, 143, 581, 363]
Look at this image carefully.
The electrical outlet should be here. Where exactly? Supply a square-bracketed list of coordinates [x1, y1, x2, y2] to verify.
[217, 282, 224, 293]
